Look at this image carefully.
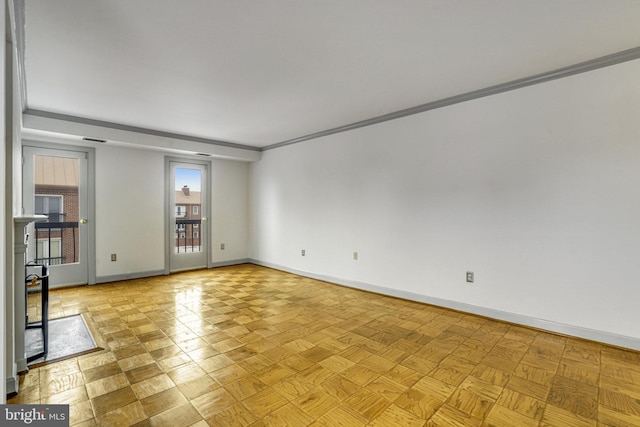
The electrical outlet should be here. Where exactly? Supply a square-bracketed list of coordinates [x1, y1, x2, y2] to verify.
[353, 252, 358, 260]
[301, 249, 306, 256]
[220, 243, 225, 250]
[466, 271, 474, 283]
[111, 253, 117, 262]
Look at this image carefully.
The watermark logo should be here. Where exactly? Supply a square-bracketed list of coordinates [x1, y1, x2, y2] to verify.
[2, 405, 69, 426]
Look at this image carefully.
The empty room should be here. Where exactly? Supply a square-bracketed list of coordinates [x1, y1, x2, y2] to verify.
[2, 1, 640, 426]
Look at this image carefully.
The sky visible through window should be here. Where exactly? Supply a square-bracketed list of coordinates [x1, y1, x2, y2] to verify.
[175, 168, 201, 191]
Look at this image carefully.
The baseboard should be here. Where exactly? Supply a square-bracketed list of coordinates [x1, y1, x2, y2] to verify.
[210, 258, 252, 268]
[95, 261, 251, 284]
[249, 259, 640, 351]
[96, 269, 166, 284]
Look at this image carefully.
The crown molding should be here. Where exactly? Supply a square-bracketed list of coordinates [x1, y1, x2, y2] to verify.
[23, 109, 262, 152]
[263, 46, 640, 151]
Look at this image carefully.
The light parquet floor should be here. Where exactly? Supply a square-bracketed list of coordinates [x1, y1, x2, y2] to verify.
[8, 264, 640, 426]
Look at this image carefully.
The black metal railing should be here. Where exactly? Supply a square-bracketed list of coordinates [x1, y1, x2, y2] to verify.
[34, 220, 79, 266]
[34, 256, 65, 266]
[175, 219, 201, 253]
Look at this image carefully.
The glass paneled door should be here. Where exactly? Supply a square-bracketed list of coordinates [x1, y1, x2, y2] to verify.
[23, 146, 90, 286]
[168, 160, 208, 272]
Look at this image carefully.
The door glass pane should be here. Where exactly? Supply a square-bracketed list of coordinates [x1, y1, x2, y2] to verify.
[174, 167, 202, 254]
[33, 155, 80, 266]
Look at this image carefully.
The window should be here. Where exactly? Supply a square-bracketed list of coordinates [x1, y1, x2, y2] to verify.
[176, 206, 186, 217]
[193, 205, 199, 215]
[35, 195, 63, 222]
[36, 239, 62, 264]
[194, 232, 199, 238]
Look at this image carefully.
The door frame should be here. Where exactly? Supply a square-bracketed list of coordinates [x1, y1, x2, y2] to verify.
[164, 156, 212, 274]
[22, 140, 96, 286]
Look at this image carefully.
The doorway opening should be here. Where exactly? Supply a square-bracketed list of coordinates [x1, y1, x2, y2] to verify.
[22, 144, 95, 287]
[166, 159, 210, 273]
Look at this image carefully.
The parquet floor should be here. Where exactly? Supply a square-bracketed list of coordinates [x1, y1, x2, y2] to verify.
[8, 264, 640, 426]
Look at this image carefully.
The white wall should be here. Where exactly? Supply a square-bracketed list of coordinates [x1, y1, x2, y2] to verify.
[211, 158, 250, 264]
[1, 4, 7, 402]
[4, 0, 27, 395]
[95, 145, 166, 278]
[250, 59, 640, 345]
[95, 144, 250, 280]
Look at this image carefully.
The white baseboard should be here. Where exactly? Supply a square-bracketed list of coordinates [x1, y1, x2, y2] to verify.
[210, 258, 252, 268]
[249, 259, 640, 351]
[96, 269, 166, 284]
[95, 260, 251, 284]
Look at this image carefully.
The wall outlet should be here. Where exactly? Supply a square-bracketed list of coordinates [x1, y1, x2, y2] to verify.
[111, 253, 117, 262]
[466, 271, 474, 283]
[353, 251, 358, 260]
[220, 243, 225, 250]
[301, 249, 306, 256]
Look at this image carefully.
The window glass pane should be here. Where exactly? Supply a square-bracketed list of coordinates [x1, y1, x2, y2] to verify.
[35, 196, 44, 213]
[50, 241, 61, 258]
[49, 197, 61, 213]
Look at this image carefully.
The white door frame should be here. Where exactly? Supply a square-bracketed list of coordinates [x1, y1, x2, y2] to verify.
[165, 157, 211, 274]
[22, 141, 96, 286]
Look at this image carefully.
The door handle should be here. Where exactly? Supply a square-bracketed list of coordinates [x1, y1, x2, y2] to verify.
[80, 219, 87, 224]
[202, 217, 208, 221]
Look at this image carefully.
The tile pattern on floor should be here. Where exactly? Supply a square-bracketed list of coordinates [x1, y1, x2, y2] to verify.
[9, 264, 640, 426]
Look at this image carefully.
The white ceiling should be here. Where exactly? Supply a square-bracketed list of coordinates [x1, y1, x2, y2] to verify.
[21, 0, 640, 149]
